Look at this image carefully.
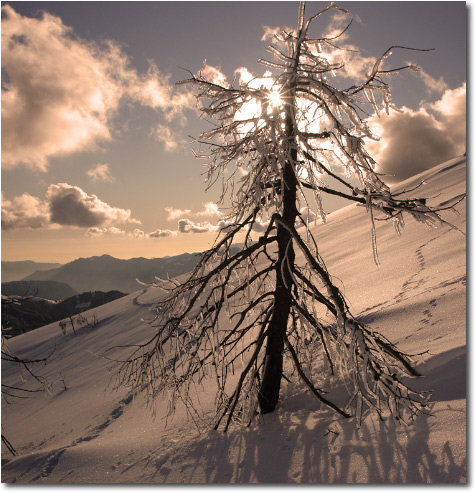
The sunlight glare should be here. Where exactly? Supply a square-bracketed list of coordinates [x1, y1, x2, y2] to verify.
[235, 98, 262, 122]
[268, 88, 282, 108]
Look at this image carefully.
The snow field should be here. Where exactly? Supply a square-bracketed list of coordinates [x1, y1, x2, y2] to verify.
[1, 156, 466, 483]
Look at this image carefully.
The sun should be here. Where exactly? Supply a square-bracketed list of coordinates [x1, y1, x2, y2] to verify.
[234, 85, 283, 132]
[268, 88, 282, 108]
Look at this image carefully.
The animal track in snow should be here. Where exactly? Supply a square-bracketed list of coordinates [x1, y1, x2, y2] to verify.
[394, 245, 427, 304]
[30, 394, 135, 481]
[31, 449, 66, 482]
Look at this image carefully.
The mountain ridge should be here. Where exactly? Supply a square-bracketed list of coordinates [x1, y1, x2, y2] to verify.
[1, 261, 63, 283]
[1, 280, 78, 301]
[23, 252, 202, 294]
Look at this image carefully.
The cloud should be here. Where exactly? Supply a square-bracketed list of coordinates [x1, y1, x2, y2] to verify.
[322, 11, 353, 40]
[235, 67, 254, 85]
[200, 64, 228, 86]
[129, 228, 145, 238]
[196, 202, 222, 217]
[409, 65, 448, 94]
[318, 12, 376, 80]
[86, 226, 171, 239]
[261, 26, 282, 42]
[164, 203, 224, 233]
[261, 25, 293, 42]
[147, 228, 177, 238]
[86, 226, 126, 237]
[261, 15, 374, 81]
[250, 219, 270, 233]
[87, 163, 114, 183]
[165, 207, 191, 221]
[431, 83, 466, 142]
[129, 64, 194, 119]
[47, 183, 139, 228]
[86, 226, 178, 239]
[1, 5, 194, 170]
[1, 5, 112, 169]
[217, 219, 234, 232]
[2, 183, 140, 231]
[1, 192, 50, 230]
[366, 83, 466, 182]
[158, 203, 227, 236]
[178, 218, 217, 234]
[152, 124, 187, 152]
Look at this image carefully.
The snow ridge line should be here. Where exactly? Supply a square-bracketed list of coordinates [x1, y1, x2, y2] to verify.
[30, 394, 134, 482]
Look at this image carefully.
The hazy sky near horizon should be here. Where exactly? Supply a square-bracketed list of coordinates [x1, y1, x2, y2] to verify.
[1, 1, 466, 263]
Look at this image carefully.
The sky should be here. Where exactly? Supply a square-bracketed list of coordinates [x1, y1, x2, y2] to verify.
[1, 1, 467, 263]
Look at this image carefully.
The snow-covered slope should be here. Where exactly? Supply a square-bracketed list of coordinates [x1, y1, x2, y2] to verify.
[1, 156, 466, 483]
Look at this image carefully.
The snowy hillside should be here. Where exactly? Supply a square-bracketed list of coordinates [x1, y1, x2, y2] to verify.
[1, 156, 466, 483]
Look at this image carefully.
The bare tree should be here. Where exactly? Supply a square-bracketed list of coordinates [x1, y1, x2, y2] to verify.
[113, 2, 463, 431]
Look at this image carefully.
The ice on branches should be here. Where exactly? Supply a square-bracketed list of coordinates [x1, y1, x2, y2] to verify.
[112, 1, 463, 432]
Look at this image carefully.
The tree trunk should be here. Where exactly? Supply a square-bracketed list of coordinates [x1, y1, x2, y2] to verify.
[258, 100, 298, 414]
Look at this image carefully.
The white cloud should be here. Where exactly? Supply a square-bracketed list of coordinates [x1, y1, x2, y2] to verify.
[322, 11, 353, 40]
[47, 183, 139, 228]
[147, 229, 177, 238]
[129, 228, 145, 238]
[410, 65, 448, 94]
[178, 218, 217, 234]
[431, 83, 466, 143]
[200, 64, 228, 86]
[86, 226, 178, 239]
[1, 5, 113, 169]
[87, 163, 114, 183]
[86, 227, 106, 237]
[217, 219, 234, 232]
[159, 203, 231, 236]
[86, 226, 126, 237]
[165, 207, 191, 221]
[152, 124, 187, 152]
[250, 219, 270, 233]
[235, 67, 254, 85]
[260, 15, 374, 81]
[1, 192, 50, 230]
[1, 5, 194, 170]
[2, 183, 140, 231]
[196, 202, 222, 217]
[261, 25, 292, 42]
[261, 26, 280, 42]
[319, 13, 376, 80]
[366, 83, 466, 182]
[129, 64, 194, 118]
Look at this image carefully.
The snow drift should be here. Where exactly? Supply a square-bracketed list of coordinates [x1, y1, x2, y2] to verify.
[1, 156, 466, 483]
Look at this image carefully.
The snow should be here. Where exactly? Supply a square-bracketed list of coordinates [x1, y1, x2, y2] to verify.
[1, 156, 466, 483]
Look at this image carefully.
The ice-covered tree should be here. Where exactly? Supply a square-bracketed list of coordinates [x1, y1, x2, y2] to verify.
[114, 2, 462, 431]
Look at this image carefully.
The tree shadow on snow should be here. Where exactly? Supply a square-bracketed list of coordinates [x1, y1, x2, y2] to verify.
[124, 347, 466, 484]
[162, 382, 465, 483]
[411, 346, 466, 402]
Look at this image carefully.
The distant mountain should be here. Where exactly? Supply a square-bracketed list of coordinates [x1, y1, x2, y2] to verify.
[2, 290, 126, 338]
[1, 261, 63, 282]
[1, 280, 78, 301]
[24, 253, 201, 294]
